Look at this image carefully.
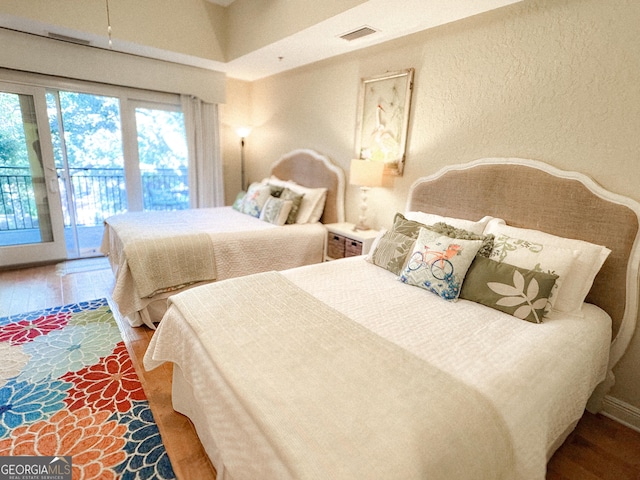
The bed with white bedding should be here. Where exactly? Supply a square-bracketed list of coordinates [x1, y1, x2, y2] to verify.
[101, 149, 345, 328]
[143, 158, 640, 479]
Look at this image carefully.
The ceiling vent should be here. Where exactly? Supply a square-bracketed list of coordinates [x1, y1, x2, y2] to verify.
[47, 32, 91, 46]
[339, 26, 377, 42]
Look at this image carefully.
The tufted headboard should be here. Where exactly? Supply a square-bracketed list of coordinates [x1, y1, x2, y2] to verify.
[270, 149, 345, 225]
[407, 158, 640, 370]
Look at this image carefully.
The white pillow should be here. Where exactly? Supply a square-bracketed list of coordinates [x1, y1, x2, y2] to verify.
[295, 186, 327, 223]
[268, 176, 327, 223]
[259, 197, 293, 226]
[284, 185, 327, 224]
[266, 176, 296, 190]
[404, 212, 501, 235]
[310, 190, 328, 223]
[484, 223, 611, 315]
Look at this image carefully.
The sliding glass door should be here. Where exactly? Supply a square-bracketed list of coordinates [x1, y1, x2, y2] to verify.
[47, 91, 127, 258]
[0, 72, 191, 267]
[0, 83, 66, 266]
[47, 94, 189, 258]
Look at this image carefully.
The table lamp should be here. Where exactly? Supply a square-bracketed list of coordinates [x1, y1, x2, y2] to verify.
[350, 159, 384, 231]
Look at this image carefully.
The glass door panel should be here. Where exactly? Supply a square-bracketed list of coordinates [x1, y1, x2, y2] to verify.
[0, 85, 66, 267]
[47, 91, 126, 258]
[134, 105, 189, 211]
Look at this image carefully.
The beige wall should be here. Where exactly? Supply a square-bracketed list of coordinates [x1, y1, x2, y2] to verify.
[221, 0, 640, 417]
[220, 79, 252, 204]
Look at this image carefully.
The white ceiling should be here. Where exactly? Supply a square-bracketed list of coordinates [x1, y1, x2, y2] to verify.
[2, 0, 522, 81]
[218, 0, 522, 80]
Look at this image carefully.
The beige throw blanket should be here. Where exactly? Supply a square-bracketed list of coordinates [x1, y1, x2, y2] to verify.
[154, 271, 517, 479]
[104, 211, 216, 299]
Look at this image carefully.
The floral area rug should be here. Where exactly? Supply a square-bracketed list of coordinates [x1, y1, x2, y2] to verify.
[0, 298, 176, 480]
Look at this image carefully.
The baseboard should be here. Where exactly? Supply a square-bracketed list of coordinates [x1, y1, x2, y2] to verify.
[601, 395, 640, 433]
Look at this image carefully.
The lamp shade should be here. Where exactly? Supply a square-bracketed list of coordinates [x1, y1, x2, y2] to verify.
[349, 159, 384, 187]
[236, 126, 252, 138]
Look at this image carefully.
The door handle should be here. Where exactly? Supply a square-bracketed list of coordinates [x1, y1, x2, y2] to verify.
[49, 176, 58, 193]
[45, 166, 59, 193]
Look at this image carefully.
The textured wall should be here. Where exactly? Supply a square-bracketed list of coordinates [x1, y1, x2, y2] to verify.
[220, 79, 252, 203]
[222, 0, 640, 419]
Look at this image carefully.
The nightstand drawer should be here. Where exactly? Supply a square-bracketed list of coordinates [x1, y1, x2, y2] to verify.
[327, 232, 345, 259]
[324, 223, 379, 261]
[344, 238, 363, 257]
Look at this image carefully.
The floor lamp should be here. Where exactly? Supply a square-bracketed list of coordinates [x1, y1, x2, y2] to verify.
[236, 127, 252, 191]
[350, 159, 384, 231]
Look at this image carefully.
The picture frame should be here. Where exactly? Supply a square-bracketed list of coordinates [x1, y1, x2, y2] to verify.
[354, 68, 414, 176]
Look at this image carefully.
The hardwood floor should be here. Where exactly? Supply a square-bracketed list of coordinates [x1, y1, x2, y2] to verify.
[1, 258, 640, 480]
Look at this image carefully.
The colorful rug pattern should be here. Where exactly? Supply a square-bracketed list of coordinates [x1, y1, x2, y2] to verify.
[0, 298, 176, 479]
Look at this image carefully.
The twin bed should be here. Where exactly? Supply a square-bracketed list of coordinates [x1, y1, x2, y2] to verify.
[137, 156, 639, 479]
[101, 149, 345, 328]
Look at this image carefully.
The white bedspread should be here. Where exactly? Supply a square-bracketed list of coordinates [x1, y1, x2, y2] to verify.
[144, 257, 611, 479]
[148, 271, 516, 480]
[103, 210, 218, 299]
[102, 207, 326, 326]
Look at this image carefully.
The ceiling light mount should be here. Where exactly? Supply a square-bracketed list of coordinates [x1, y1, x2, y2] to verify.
[105, 0, 113, 48]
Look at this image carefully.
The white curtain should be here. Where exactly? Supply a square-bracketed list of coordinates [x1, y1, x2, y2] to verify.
[181, 95, 225, 208]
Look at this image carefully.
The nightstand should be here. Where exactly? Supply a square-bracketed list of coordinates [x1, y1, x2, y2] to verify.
[324, 223, 379, 261]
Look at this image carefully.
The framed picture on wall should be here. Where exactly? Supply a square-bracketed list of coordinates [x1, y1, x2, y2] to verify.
[354, 68, 414, 176]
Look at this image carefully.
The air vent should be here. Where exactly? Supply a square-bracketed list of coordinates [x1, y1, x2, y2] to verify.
[47, 32, 91, 46]
[339, 26, 377, 42]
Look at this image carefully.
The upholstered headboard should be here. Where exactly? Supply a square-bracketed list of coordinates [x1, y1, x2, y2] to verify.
[270, 149, 345, 224]
[407, 158, 640, 369]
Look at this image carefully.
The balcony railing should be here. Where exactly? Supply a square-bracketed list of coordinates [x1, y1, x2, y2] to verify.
[0, 167, 39, 230]
[0, 166, 189, 231]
